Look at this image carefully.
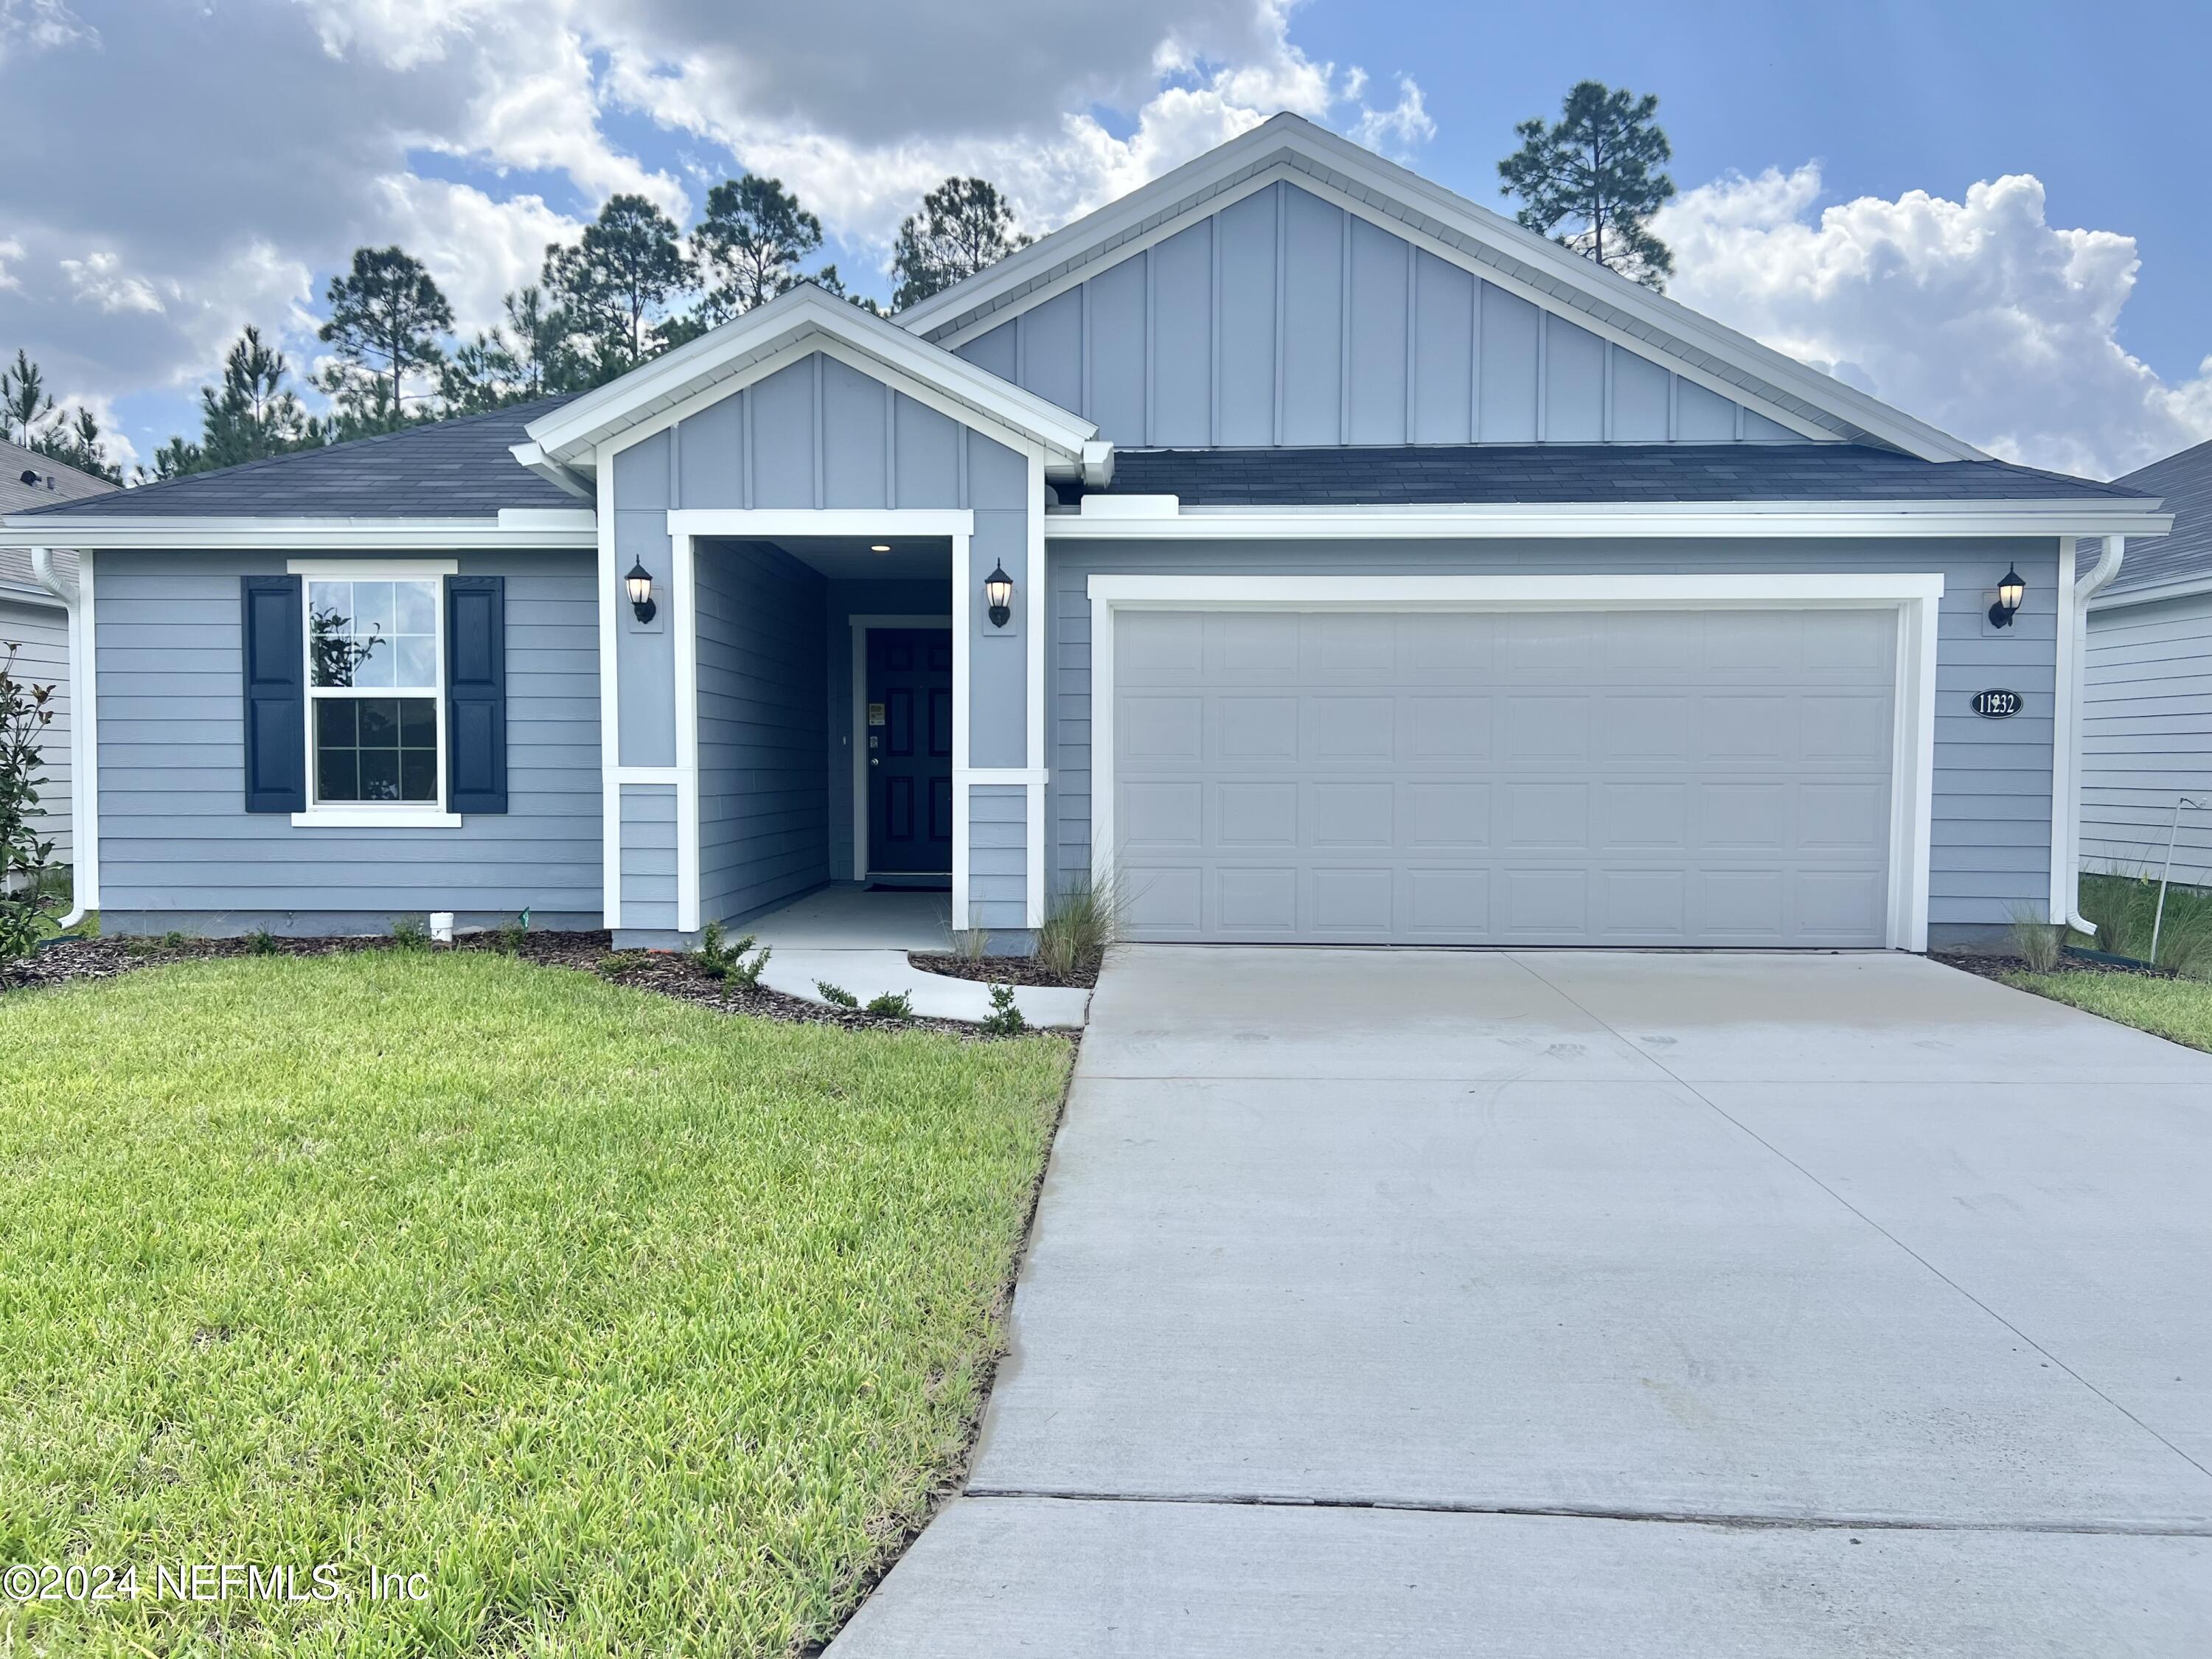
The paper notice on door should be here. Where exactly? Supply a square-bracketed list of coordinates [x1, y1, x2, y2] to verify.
[868, 702, 886, 726]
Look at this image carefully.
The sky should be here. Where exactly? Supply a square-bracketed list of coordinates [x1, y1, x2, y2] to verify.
[1, 0, 2206, 483]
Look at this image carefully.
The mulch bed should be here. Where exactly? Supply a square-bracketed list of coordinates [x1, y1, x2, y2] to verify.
[3, 930, 1049, 1039]
[908, 951, 1102, 990]
[1930, 948, 2173, 984]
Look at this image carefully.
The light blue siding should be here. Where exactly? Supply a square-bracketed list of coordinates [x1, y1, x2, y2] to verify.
[969, 783, 1026, 932]
[619, 782, 678, 931]
[956, 180, 1794, 450]
[1047, 536, 2062, 936]
[94, 548, 601, 931]
[2082, 590, 2212, 886]
[697, 541, 830, 925]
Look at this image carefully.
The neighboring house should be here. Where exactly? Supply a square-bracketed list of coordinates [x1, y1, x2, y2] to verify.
[2081, 438, 2212, 886]
[0, 114, 2172, 950]
[0, 437, 121, 866]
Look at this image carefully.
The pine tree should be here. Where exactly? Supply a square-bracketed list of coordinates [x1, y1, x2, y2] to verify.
[1498, 81, 1677, 291]
[1, 349, 54, 446]
[32, 406, 122, 484]
[316, 246, 454, 430]
[890, 178, 1030, 310]
[692, 175, 824, 323]
[542, 195, 694, 381]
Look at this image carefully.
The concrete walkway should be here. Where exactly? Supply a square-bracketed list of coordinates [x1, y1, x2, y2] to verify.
[742, 886, 1091, 1029]
[830, 947, 2212, 1655]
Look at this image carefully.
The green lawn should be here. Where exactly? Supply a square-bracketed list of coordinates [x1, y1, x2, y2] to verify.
[0, 952, 1070, 1657]
[2003, 969, 2212, 1053]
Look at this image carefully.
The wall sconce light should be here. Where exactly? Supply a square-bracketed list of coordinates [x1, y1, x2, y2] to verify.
[1988, 564, 2025, 629]
[625, 559, 658, 624]
[984, 560, 1014, 628]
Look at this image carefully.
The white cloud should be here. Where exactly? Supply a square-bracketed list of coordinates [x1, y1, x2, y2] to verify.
[369, 176, 581, 339]
[1655, 164, 2212, 479]
[0, 0, 95, 63]
[59, 250, 163, 315]
[1349, 75, 1433, 160]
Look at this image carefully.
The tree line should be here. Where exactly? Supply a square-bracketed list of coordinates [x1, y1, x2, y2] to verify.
[5, 80, 1673, 489]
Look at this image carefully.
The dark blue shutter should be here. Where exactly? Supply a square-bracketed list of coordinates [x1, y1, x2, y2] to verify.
[445, 574, 507, 813]
[241, 574, 305, 813]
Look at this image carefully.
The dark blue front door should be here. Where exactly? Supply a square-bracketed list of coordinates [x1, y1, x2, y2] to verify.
[866, 628, 953, 875]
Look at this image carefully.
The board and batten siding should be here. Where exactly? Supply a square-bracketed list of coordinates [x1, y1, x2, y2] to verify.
[0, 593, 70, 863]
[2082, 591, 2212, 887]
[94, 548, 601, 931]
[696, 540, 831, 925]
[1046, 538, 2062, 938]
[955, 180, 1800, 451]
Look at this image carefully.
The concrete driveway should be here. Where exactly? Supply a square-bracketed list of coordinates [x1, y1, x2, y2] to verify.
[831, 948, 2212, 1656]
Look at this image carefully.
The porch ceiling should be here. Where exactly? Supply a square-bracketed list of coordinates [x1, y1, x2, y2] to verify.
[704, 534, 953, 581]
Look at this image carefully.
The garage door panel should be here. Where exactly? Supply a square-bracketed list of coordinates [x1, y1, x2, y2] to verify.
[1112, 607, 1894, 947]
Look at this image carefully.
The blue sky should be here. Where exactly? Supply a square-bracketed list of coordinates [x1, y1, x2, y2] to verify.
[3, 0, 2205, 481]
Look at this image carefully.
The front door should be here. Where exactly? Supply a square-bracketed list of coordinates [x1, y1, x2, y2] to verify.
[866, 627, 953, 876]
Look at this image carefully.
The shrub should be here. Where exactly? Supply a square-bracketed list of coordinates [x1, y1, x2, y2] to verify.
[161, 931, 187, 950]
[698, 921, 771, 988]
[245, 928, 280, 957]
[979, 982, 1026, 1037]
[496, 908, 532, 954]
[1035, 872, 1123, 981]
[815, 981, 859, 1009]
[865, 991, 914, 1020]
[598, 952, 645, 976]
[0, 639, 60, 961]
[2007, 905, 2062, 973]
[391, 917, 431, 952]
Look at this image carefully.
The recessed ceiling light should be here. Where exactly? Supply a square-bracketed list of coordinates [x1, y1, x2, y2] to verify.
[869, 543, 891, 552]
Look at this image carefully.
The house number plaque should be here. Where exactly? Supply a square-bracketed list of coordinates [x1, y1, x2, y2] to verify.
[1971, 689, 2023, 718]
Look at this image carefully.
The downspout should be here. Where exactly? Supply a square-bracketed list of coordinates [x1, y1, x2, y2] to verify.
[27, 547, 87, 931]
[2065, 535, 2125, 937]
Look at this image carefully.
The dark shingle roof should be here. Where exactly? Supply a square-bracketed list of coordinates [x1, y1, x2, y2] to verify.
[0, 437, 121, 515]
[1098, 444, 2155, 507]
[13, 397, 580, 520]
[2101, 439, 2212, 598]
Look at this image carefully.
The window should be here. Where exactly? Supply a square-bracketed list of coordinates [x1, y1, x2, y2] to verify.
[306, 575, 443, 806]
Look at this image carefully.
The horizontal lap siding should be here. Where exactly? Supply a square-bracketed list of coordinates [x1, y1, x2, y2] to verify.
[696, 541, 830, 924]
[2083, 593, 2212, 886]
[0, 596, 69, 861]
[969, 783, 1026, 932]
[1048, 537, 2059, 931]
[95, 549, 600, 919]
[619, 784, 678, 930]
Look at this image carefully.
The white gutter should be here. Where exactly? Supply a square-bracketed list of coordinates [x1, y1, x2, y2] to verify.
[2063, 535, 2126, 938]
[27, 546, 90, 931]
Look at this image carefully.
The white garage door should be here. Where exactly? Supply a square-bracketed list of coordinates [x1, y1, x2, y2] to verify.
[1110, 607, 1897, 947]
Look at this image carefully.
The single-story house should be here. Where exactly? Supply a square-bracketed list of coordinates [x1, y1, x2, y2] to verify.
[0, 437, 121, 868]
[2081, 437, 2212, 886]
[0, 114, 2173, 952]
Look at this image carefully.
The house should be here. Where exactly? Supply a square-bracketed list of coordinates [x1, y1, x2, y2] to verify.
[0, 437, 120, 869]
[0, 114, 2172, 951]
[2081, 437, 2212, 886]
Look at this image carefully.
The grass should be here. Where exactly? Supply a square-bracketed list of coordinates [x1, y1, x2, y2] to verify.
[1034, 874, 1124, 981]
[2072, 869, 2212, 976]
[2002, 969, 2212, 1053]
[0, 951, 1071, 1657]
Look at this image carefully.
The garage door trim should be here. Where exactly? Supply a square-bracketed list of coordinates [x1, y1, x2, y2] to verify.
[1088, 573, 1942, 950]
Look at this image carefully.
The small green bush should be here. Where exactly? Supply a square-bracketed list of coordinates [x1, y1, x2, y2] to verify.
[815, 980, 859, 1009]
[979, 983, 1026, 1037]
[865, 991, 914, 1020]
[698, 921, 771, 987]
[598, 952, 645, 976]
[245, 928, 280, 957]
[2008, 906, 2062, 973]
[496, 908, 532, 954]
[1035, 872, 1123, 981]
[0, 639, 60, 960]
[391, 917, 431, 952]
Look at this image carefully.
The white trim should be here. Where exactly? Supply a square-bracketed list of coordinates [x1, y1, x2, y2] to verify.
[846, 612, 956, 883]
[290, 809, 462, 829]
[2063, 535, 2126, 936]
[2048, 537, 2079, 924]
[897, 114, 1986, 464]
[524, 285, 1097, 469]
[505, 445, 594, 501]
[952, 529, 972, 930]
[1024, 451, 1048, 928]
[74, 552, 97, 917]
[667, 507, 975, 540]
[1048, 501, 2171, 541]
[2088, 572, 2212, 611]
[609, 765, 681, 783]
[673, 532, 700, 932]
[965, 766, 1049, 785]
[0, 518, 598, 550]
[597, 459, 622, 929]
[1086, 571, 1943, 952]
[288, 557, 458, 577]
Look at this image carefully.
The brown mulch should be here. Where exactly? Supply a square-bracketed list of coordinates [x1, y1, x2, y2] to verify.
[1930, 948, 2171, 984]
[908, 950, 1101, 990]
[3, 929, 1050, 1040]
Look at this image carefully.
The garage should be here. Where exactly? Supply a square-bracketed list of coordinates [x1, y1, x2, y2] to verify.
[1105, 602, 1902, 947]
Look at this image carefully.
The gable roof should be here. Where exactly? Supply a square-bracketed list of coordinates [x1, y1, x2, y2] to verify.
[2095, 438, 2212, 606]
[13, 397, 580, 521]
[896, 112, 1986, 465]
[521, 283, 1102, 473]
[0, 436, 120, 515]
[1101, 444, 2159, 508]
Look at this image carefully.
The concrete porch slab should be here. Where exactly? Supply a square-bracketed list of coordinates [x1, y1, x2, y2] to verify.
[759, 947, 1090, 1029]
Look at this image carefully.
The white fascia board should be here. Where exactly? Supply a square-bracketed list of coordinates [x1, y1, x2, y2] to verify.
[507, 442, 594, 500]
[2088, 572, 2212, 611]
[1085, 572, 1944, 608]
[1047, 501, 2175, 540]
[522, 285, 1097, 468]
[897, 113, 1989, 465]
[0, 516, 599, 549]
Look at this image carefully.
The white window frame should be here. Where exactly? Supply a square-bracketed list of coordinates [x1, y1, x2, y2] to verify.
[288, 557, 462, 829]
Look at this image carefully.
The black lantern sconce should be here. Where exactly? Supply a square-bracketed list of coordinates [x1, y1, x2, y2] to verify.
[984, 560, 1015, 629]
[625, 559, 658, 624]
[1987, 564, 2025, 629]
